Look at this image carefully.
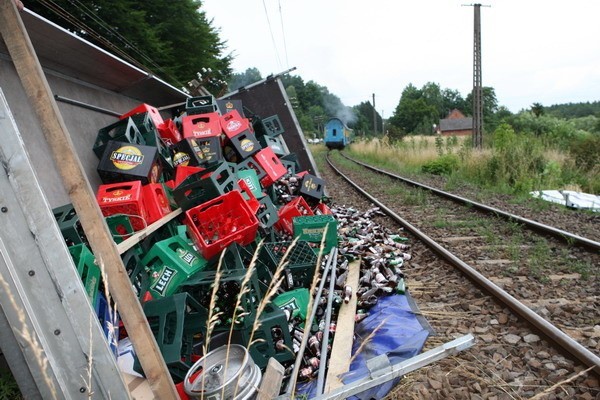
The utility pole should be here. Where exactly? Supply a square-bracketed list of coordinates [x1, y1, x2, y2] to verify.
[464, 3, 489, 149]
[372, 93, 377, 135]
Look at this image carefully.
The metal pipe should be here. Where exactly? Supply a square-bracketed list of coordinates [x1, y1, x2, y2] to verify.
[54, 94, 122, 117]
[285, 247, 338, 394]
[327, 153, 600, 376]
[312, 334, 475, 400]
[316, 248, 338, 395]
[341, 153, 600, 251]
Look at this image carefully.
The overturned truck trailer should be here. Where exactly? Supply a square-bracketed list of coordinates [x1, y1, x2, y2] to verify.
[0, 7, 315, 399]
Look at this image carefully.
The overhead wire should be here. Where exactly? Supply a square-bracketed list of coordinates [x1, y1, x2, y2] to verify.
[278, 0, 289, 68]
[36, 0, 186, 89]
[261, 0, 282, 70]
[66, 0, 179, 83]
[37, 0, 143, 68]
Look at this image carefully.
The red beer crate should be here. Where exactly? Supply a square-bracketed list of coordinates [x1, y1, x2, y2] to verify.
[184, 190, 259, 260]
[96, 181, 148, 232]
[181, 113, 222, 139]
[119, 103, 164, 130]
[157, 118, 182, 146]
[142, 183, 172, 224]
[253, 147, 287, 187]
[220, 110, 252, 139]
[275, 196, 314, 235]
[174, 165, 204, 187]
[313, 202, 333, 215]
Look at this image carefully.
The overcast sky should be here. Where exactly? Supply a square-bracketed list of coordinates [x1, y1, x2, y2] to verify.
[202, 1, 600, 116]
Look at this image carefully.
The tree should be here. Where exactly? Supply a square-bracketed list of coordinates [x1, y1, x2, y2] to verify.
[530, 103, 544, 117]
[388, 84, 437, 134]
[466, 86, 498, 126]
[351, 101, 381, 135]
[421, 82, 444, 118]
[27, 0, 232, 91]
[228, 68, 263, 91]
[442, 88, 468, 116]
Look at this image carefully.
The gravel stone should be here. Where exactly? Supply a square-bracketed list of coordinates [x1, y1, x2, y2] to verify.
[504, 334, 521, 345]
[523, 334, 540, 343]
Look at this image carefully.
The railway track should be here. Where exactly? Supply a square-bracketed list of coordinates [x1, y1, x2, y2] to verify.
[317, 149, 599, 399]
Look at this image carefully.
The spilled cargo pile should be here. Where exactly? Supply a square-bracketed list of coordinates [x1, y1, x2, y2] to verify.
[52, 95, 417, 398]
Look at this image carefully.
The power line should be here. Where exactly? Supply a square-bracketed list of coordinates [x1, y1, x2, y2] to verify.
[37, 0, 185, 89]
[261, 0, 282, 69]
[278, 0, 289, 67]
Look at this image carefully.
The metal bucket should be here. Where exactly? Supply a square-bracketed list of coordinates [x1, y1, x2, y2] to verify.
[184, 344, 261, 400]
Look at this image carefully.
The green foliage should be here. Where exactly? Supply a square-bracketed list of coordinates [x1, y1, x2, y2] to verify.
[27, 0, 232, 91]
[435, 136, 444, 156]
[465, 87, 499, 124]
[530, 102, 545, 117]
[227, 68, 262, 91]
[388, 82, 470, 135]
[508, 112, 585, 147]
[545, 101, 600, 119]
[0, 369, 21, 400]
[351, 101, 382, 135]
[280, 74, 357, 135]
[479, 123, 549, 192]
[422, 154, 459, 175]
[569, 133, 600, 172]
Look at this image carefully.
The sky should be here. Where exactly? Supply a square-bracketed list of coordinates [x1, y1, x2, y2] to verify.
[202, 0, 600, 117]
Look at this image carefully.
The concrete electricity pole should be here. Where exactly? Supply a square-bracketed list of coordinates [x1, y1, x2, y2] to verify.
[372, 93, 377, 135]
[464, 3, 489, 149]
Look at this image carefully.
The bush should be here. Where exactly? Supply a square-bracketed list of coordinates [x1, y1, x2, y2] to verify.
[422, 154, 459, 175]
[569, 133, 600, 172]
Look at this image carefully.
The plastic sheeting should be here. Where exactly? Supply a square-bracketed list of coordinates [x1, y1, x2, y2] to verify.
[531, 190, 600, 212]
[297, 293, 430, 399]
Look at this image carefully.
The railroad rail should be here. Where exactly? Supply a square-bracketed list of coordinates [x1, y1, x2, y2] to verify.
[325, 151, 600, 377]
[339, 152, 600, 252]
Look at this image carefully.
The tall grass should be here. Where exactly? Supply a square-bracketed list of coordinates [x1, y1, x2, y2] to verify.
[346, 127, 599, 195]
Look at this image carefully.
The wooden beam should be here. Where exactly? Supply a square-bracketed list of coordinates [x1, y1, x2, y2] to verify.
[325, 259, 361, 393]
[117, 208, 182, 254]
[0, 2, 178, 399]
[258, 358, 285, 400]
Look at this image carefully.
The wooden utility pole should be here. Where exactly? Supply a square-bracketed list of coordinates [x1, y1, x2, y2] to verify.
[372, 93, 377, 135]
[0, 1, 178, 398]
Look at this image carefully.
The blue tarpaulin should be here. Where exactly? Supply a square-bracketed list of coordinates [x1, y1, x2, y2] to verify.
[297, 293, 430, 399]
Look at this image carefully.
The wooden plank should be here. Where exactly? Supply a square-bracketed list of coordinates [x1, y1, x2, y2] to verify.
[0, 2, 178, 399]
[325, 259, 361, 393]
[258, 358, 285, 400]
[117, 208, 182, 254]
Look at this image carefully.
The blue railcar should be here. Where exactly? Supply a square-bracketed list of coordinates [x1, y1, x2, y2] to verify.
[324, 118, 353, 149]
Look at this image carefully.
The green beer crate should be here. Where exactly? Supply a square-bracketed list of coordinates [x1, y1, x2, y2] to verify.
[142, 235, 208, 299]
[258, 241, 319, 289]
[68, 243, 101, 306]
[293, 214, 338, 254]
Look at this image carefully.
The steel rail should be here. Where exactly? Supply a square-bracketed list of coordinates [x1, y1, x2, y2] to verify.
[326, 153, 600, 376]
[340, 152, 600, 252]
[285, 247, 338, 395]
